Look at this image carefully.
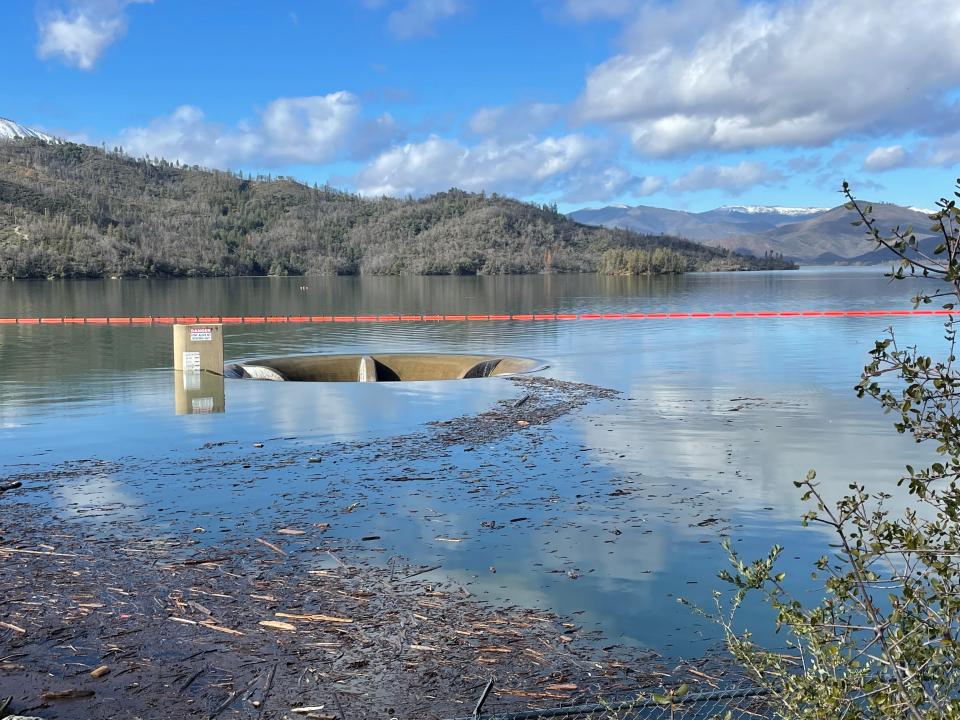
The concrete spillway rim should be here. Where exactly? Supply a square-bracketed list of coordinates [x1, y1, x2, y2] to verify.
[224, 352, 548, 383]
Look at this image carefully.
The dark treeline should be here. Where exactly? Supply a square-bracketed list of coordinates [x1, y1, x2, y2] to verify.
[0, 139, 796, 278]
[598, 247, 689, 274]
[597, 247, 792, 274]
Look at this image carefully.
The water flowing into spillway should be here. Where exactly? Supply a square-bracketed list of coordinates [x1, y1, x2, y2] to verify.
[224, 353, 545, 382]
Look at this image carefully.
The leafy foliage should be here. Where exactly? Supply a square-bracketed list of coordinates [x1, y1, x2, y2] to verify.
[0, 139, 796, 278]
[707, 179, 960, 719]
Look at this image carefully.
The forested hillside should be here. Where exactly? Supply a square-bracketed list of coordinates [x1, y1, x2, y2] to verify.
[0, 139, 795, 278]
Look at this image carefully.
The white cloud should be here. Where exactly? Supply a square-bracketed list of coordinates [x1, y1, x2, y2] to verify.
[115, 93, 393, 168]
[633, 175, 664, 196]
[561, 168, 664, 203]
[629, 114, 714, 156]
[353, 112, 402, 159]
[118, 106, 260, 168]
[352, 133, 603, 197]
[577, 0, 960, 155]
[863, 145, 908, 172]
[671, 161, 782, 194]
[926, 133, 960, 168]
[860, 135, 960, 172]
[468, 103, 561, 140]
[37, 0, 150, 70]
[258, 94, 362, 163]
[387, 0, 465, 39]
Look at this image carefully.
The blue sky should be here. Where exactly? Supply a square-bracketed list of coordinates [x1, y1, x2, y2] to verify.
[2, 0, 959, 212]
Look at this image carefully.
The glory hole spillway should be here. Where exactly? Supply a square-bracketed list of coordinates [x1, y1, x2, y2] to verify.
[224, 353, 545, 382]
[170, 323, 546, 417]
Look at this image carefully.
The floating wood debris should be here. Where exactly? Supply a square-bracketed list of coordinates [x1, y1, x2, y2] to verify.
[274, 612, 353, 624]
[0, 377, 749, 719]
[259, 620, 297, 632]
[255, 537, 287, 556]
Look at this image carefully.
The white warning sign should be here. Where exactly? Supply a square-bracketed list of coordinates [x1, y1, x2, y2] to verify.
[182, 351, 201, 373]
[190, 327, 213, 342]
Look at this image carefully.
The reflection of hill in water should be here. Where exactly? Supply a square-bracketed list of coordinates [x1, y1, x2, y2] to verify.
[0, 271, 938, 415]
[0, 273, 688, 318]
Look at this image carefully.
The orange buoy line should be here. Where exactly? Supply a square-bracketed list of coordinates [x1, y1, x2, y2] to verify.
[0, 309, 953, 325]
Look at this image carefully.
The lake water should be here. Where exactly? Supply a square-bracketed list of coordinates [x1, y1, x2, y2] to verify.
[0, 269, 944, 659]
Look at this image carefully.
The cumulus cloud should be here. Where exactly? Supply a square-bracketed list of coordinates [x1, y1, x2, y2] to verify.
[857, 134, 960, 173]
[387, 0, 465, 39]
[561, 169, 664, 203]
[116, 93, 396, 168]
[468, 102, 562, 140]
[117, 106, 259, 168]
[628, 114, 714, 156]
[671, 161, 782, 194]
[617, 0, 739, 54]
[352, 133, 606, 197]
[863, 145, 909, 172]
[577, 0, 960, 155]
[926, 133, 960, 168]
[37, 0, 149, 70]
[632, 175, 664, 196]
[257, 94, 362, 163]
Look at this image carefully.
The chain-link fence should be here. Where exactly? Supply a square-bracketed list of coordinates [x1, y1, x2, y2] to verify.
[446, 677, 770, 720]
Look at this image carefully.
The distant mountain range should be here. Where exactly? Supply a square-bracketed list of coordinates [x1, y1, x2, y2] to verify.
[569, 202, 937, 264]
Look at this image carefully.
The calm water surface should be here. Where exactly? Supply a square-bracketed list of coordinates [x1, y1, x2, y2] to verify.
[0, 269, 943, 658]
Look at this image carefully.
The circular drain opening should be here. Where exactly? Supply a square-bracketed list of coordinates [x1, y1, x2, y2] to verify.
[225, 353, 546, 382]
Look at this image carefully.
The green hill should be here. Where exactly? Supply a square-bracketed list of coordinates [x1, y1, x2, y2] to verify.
[0, 139, 796, 278]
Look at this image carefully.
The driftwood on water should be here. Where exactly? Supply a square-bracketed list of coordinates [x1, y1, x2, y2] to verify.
[0, 377, 744, 719]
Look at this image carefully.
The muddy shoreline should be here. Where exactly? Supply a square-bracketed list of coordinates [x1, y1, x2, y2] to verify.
[1, 378, 744, 719]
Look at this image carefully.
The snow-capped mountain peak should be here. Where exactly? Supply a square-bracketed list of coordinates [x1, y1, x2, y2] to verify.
[0, 117, 60, 143]
[714, 205, 829, 216]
